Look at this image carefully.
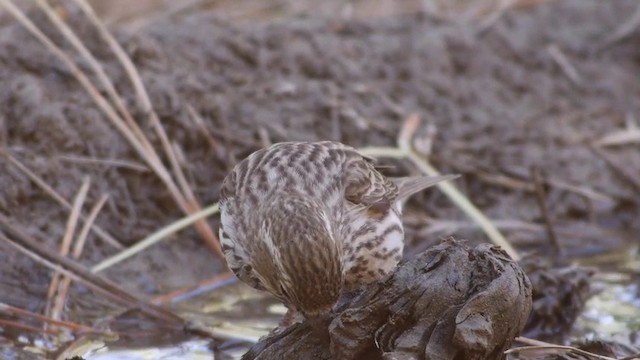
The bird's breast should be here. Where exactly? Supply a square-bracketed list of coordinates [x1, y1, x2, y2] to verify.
[340, 203, 405, 291]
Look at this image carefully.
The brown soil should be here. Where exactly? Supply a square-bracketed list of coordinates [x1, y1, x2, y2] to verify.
[0, 0, 638, 356]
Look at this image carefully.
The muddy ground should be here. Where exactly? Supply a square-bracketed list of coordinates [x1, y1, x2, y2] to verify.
[0, 0, 639, 356]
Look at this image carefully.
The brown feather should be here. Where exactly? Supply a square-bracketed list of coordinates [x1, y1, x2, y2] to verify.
[217, 141, 458, 319]
[391, 174, 459, 202]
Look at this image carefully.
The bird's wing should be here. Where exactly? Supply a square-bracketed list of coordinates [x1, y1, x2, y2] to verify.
[218, 166, 267, 291]
[344, 156, 399, 214]
[344, 154, 459, 213]
[390, 174, 459, 202]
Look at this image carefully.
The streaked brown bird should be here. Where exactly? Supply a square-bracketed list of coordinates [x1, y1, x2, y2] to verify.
[218, 141, 455, 325]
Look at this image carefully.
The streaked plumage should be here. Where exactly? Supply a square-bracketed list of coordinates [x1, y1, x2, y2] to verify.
[218, 141, 455, 318]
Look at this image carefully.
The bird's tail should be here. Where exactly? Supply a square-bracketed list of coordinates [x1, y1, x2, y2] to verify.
[391, 174, 459, 203]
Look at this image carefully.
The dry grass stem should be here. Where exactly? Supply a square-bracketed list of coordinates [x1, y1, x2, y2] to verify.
[187, 105, 220, 150]
[506, 344, 616, 359]
[0, 302, 95, 333]
[442, 157, 615, 203]
[0, 150, 123, 249]
[46, 177, 90, 320]
[0, 0, 155, 169]
[34, 0, 154, 156]
[546, 176, 615, 203]
[419, 218, 542, 237]
[72, 195, 109, 260]
[0, 232, 105, 303]
[0, 217, 183, 322]
[56, 154, 149, 172]
[591, 145, 640, 193]
[408, 149, 520, 261]
[2, 0, 223, 258]
[596, 128, 640, 147]
[258, 127, 273, 148]
[73, 0, 221, 256]
[359, 114, 520, 261]
[151, 270, 235, 305]
[29, 0, 183, 204]
[53, 194, 108, 323]
[0, 318, 60, 336]
[72, 0, 219, 219]
[506, 345, 617, 360]
[600, 3, 640, 47]
[479, 172, 534, 191]
[397, 113, 421, 152]
[547, 44, 582, 85]
[92, 202, 220, 273]
[511, 336, 619, 360]
[478, 0, 515, 32]
[531, 167, 561, 257]
[0, 0, 173, 235]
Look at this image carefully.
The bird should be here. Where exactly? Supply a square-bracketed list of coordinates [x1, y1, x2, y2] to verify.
[218, 141, 456, 326]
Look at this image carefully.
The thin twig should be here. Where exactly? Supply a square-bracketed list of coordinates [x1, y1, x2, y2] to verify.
[151, 270, 235, 305]
[72, 195, 109, 260]
[590, 145, 640, 194]
[70, 0, 222, 252]
[0, 302, 95, 333]
[0, 215, 183, 323]
[258, 127, 272, 148]
[211, 127, 264, 148]
[46, 177, 90, 320]
[0, 0, 162, 178]
[418, 218, 542, 237]
[0, 303, 93, 332]
[2, 0, 223, 258]
[396, 113, 421, 152]
[0, 318, 60, 336]
[530, 167, 562, 258]
[56, 154, 149, 172]
[437, 155, 615, 203]
[547, 44, 582, 85]
[0, 0, 189, 251]
[507, 344, 616, 360]
[0, 150, 123, 249]
[514, 335, 625, 360]
[92, 202, 220, 273]
[72, 0, 222, 258]
[599, 3, 640, 48]
[546, 176, 615, 204]
[406, 150, 520, 261]
[597, 128, 640, 146]
[359, 114, 521, 261]
[478, 0, 515, 33]
[187, 105, 220, 150]
[53, 194, 108, 323]
[35, 0, 155, 156]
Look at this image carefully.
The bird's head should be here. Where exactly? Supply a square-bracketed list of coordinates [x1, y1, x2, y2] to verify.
[249, 193, 343, 319]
